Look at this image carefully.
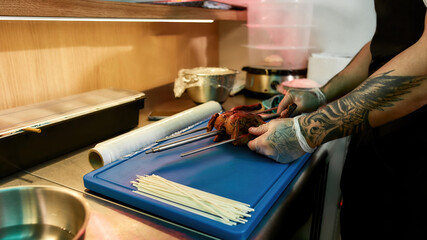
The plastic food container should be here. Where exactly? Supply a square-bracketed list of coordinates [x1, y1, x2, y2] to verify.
[247, 0, 313, 25]
[247, 24, 312, 47]
[0, 88, 145, 178]
[246, 45, 312, 69]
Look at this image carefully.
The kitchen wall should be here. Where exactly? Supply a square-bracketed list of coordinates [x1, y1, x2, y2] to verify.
[310, 0, 376, 55]
[0, 20, 218, 110]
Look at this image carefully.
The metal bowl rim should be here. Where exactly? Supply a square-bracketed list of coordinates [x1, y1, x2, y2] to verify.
[0, 185, 90, 240]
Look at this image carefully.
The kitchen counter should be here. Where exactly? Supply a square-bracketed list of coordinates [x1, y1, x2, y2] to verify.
[0, 85, 328, 240]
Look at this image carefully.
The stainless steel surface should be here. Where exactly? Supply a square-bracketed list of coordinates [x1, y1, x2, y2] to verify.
[0, 149, 217, 240]
[0, 185, 89, 240]
[243, 67, 306, 95]
[0, 84, 327, 240]
[244, 72, 287, 95]
[186, 85, 229, 104]
[183, 68, 237, 104]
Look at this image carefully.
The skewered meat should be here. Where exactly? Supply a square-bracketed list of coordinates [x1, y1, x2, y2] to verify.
[207, 104, 265, 146]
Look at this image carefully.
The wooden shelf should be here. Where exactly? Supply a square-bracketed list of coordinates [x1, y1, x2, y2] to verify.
[0, 0, 247, 21]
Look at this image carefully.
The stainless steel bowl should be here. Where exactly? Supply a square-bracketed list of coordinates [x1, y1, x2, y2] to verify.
[183, 67, 237, 104]
[0, 185, 90, 240]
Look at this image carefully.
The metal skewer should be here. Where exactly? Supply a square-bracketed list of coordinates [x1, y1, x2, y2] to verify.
[180, 103, 298, 157]
[145, 130, 219, 154]
[155, 126, 207, 143]
[154, 107, 278, 143]
[180, 139, 235, 157]
[146, 112, 276, 154]
[146, 104, 297, 155]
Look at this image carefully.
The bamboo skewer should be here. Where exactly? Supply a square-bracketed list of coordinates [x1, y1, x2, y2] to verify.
[131, 174, 253, 225]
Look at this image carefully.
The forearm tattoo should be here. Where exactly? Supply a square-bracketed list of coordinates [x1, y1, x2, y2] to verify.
[300, 71, 426, 146]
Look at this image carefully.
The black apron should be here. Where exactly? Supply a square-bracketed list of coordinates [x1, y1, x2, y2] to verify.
[340, 1, 427, 239]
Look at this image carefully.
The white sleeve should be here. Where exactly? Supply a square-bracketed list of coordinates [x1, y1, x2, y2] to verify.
[424, 0, 427, 7]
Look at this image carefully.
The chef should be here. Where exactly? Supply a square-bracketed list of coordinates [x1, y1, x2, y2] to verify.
[248, 0, 427, 238]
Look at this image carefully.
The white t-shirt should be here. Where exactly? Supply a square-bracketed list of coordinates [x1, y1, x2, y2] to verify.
[424, 0, 427, 7]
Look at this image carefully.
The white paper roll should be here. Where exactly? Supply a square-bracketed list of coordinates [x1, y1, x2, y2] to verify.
[89, 101, 222, 169]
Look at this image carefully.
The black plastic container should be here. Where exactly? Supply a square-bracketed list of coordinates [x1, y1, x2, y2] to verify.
[0, 89, 145, 178]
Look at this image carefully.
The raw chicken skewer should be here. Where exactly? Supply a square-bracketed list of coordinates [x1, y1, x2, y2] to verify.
[180, 104, 296, 157]
[154, 104, 271, 143]
[147, 103, 265, 153]
[146, 104, 295, 154]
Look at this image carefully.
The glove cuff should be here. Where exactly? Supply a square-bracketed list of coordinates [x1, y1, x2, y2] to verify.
[293, 115, 317, 153]
[313, 88, 327, 106]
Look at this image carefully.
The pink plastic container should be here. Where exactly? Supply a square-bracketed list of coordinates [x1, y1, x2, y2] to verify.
[247, 24, 312, 47]
[248, 0, 313, 25]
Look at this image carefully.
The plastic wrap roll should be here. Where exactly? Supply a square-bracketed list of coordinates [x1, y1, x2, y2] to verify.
[89, 101, 222, 169]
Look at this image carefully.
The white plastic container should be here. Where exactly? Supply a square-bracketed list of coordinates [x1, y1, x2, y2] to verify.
[247, 45, 312, 69]
[247, 24, 312, 47]
[248, 0, 313, 26]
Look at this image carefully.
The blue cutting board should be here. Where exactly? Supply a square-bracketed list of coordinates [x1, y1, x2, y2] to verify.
[83, 120, 311, 240]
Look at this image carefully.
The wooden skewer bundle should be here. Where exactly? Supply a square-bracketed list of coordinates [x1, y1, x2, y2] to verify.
[131, 174, 254, 226]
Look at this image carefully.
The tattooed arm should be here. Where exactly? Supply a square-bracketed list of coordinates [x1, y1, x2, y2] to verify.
[249, 12, 427, 162]
[301, 14, 427, 147]
[250, 70, 427, 162]
[320, 41, 372, 102]
[301, 71, 427, 147]
[277, 42, 372, 116]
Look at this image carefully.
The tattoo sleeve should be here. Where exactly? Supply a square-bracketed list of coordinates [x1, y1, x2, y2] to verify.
[299, 71, 426, 146]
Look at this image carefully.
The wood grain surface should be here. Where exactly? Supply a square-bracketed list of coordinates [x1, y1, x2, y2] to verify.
[0, 0, 246, 20]
[0, 20, 219, 110]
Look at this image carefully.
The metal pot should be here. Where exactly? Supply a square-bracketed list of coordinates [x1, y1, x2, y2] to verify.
[0, 185, 90, 240]
[242, 66, 307, 96]
[182, 67, 237, 104]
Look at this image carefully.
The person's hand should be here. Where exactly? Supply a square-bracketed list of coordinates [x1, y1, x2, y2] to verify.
[247, 118, 306, 164]
[278, 88, 327, 117]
